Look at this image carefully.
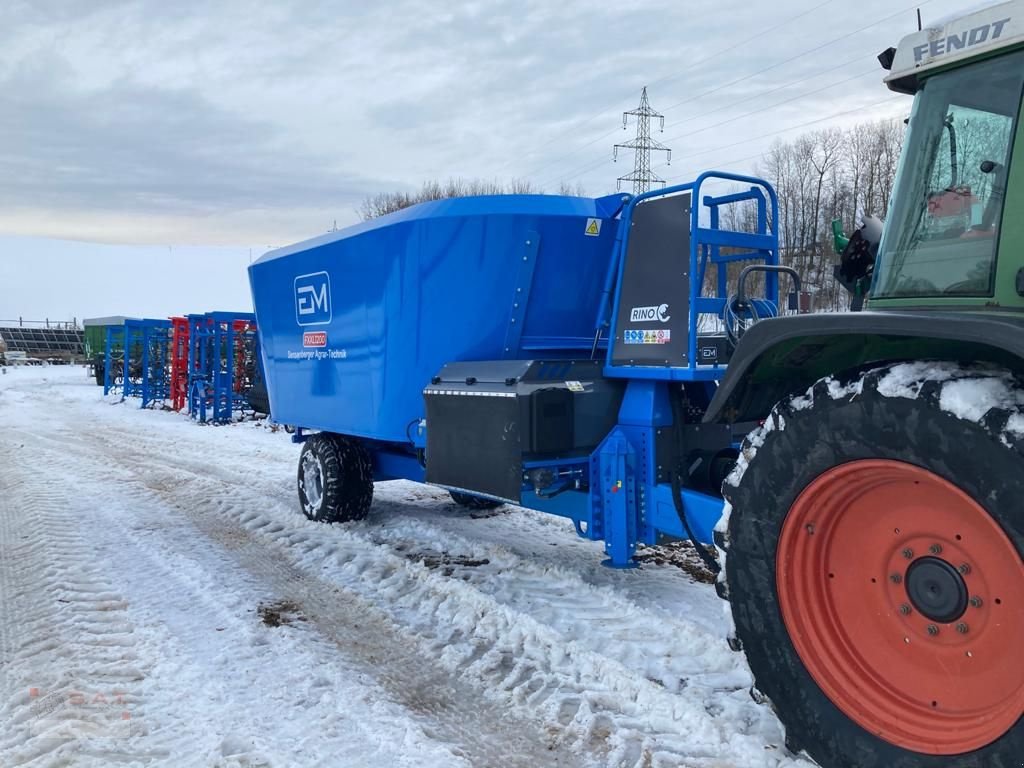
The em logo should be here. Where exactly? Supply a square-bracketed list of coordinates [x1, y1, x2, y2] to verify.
[294, 271, 331, 326]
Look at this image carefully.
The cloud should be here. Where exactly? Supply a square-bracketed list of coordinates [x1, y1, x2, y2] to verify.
[0, 0, 965, 247]
[0, 48, 378, 230]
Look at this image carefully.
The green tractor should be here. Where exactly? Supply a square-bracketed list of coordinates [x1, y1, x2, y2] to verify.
[712, 3, 1024, 766]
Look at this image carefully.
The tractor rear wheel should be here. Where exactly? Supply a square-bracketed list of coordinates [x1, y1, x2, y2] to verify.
[297, 433, 374, 523]
[722, 363, 1024, 768]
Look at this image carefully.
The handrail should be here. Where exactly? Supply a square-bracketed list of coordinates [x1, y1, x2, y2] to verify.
[600, 171, 780, 379]
[736, 264, 802, 306]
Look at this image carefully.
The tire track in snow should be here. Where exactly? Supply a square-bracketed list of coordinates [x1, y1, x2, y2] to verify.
[59, 421, 807, 767]
[5, 374, 812, 767]
[3, 425, 585, 768]
[0, 441, 167, 766]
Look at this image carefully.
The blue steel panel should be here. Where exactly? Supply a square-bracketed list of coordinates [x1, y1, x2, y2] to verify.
[250, 195, 622, 441]
[502, 231, 540, 356]
[648, 485, 723, 544]
[603, 171, 780, 383]
[598, 430, 638, 568]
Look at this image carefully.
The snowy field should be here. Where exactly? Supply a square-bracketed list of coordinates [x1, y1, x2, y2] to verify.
[0, 365, 813, 768]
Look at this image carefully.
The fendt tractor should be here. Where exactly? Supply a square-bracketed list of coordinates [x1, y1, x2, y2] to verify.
[249, 4, 1024, 766]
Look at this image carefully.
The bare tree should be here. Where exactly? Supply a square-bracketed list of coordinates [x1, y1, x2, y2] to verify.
[757, 116, 906, 311]
[358, 177, 543, 220]
[556, 181, 588, 197]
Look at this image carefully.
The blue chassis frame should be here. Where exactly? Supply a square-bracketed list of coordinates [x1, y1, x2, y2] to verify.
[295, 172, 780, 567]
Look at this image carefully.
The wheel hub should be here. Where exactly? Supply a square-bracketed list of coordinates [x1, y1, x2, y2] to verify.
[301, 452, 324, 513]
[776, 459, 1024, 755]
[905, 556, 968, 624]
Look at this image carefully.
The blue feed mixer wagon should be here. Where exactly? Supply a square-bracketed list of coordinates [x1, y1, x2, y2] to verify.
[249, 173, 790, 567]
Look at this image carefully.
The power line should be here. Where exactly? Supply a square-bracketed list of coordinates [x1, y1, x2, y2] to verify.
[657, 0, 931, 116]
[661, 51, 873, 132]
[540, 66, 887, 190]
[660, 66, 880, 147]
[547, 93, 905, 191]
[613, 87, 671, 194]
[533, 1, 926, 188]
[537, 153, 611, 192]
[660, 94, 905, 181]
[511, 0, 838, 177]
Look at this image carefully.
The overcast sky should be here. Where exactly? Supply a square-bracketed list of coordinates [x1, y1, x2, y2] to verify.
[0, 0, 982, 322]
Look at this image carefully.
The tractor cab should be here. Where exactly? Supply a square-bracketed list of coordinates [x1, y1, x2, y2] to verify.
[871, 4, 1024, 308]
[708, 5, 1024, 768]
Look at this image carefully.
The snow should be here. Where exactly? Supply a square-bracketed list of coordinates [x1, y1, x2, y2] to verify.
[715, 359, 1024, 616]
[728, 362, 1024, 489]
[0, 365, 811, 768]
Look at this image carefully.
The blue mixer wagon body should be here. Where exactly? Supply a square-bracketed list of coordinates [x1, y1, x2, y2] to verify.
[250, 194, 626, 442]
[250, 173, 785, 567]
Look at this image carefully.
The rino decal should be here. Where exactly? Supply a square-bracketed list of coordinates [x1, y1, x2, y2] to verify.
[629, 304, 671, 323]
[294, 271, 332, 326]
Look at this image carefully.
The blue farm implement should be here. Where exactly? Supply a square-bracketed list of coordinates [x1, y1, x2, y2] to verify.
[186, 312, 264, 424]
[250, 173, 795, 567]
[103, 318, 172, 408]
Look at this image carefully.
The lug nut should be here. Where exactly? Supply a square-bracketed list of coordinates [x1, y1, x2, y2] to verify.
[900, 603, 912, 615]
[927, 624, 939, 636]
[890, 573, 903, 584]
[956, 622, 969, 635]
[902, 548, 915, 559]
[929, 543, 943, 555]
[970, 596, 984, 608]
[959, 563, 972, 575]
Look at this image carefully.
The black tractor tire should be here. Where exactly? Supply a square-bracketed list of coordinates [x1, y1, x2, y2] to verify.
[449, 491, 503, 510]
[297, 433, 374, 523]
[722, 362, 1024, 768]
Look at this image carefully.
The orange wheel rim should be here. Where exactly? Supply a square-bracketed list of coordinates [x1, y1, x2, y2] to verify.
[777, 459, 1024, 754]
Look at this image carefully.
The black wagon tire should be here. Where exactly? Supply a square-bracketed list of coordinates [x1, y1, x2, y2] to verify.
[297, 433, 374, 523]
[449, 490, 503, 510]
[722, 363, 1024, 768]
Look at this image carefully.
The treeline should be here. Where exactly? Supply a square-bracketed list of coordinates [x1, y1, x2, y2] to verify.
[359, 118, 908, 312]
[755, 118, 905, 311]
[358, 178, 587, 220]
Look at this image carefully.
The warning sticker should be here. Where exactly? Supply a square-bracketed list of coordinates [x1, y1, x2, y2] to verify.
[565, 380, 585, 393]
[623, 329, 671, 345]
[584, 218, 601, 237]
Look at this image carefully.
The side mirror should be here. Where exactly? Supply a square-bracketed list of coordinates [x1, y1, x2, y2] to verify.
[835, 216, 883, 312]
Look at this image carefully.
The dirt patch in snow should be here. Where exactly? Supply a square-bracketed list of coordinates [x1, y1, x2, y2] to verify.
[635, 541, 717, 584]
[257, 599, 305, 627]
[404, 551, 491, 577]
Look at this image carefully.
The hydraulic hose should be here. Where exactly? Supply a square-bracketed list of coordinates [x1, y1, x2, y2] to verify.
[669, 392, 722, 576]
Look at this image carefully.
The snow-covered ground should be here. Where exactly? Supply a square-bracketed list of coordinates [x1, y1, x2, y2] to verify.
[0, 365, 812, 768]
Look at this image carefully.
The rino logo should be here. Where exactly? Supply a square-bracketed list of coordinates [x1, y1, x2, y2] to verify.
[629, 304, 671, 323]
[295, 271, 332, 326]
